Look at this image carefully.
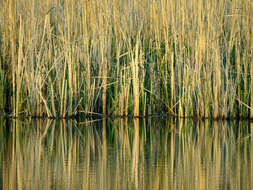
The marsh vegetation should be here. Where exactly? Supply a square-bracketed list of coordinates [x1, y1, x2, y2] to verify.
[1, 0, 253, 118]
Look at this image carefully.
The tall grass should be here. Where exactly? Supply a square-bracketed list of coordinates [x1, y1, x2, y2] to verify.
[1, 0, 253, 118]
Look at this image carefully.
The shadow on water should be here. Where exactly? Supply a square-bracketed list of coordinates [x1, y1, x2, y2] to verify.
[0, 118, 252, 190]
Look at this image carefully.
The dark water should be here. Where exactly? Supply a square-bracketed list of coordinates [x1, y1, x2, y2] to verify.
[0, 118, 252, 190]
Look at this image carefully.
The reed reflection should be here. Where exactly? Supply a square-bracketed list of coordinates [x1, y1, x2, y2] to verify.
[0, 119, 252, 190]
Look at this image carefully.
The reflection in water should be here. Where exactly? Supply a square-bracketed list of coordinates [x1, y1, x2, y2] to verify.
[0, 119, 252, 190]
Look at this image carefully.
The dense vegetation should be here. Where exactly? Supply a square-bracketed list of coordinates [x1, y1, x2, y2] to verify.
[0, 0, 253, 118]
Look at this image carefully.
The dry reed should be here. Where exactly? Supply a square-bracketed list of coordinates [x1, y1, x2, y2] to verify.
[0, 0, 253, 118]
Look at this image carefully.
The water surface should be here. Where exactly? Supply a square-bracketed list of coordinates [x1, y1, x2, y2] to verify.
[0, 118, 252, 190]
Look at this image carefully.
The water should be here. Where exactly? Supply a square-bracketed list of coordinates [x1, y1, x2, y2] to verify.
[0, 118, 252, 190]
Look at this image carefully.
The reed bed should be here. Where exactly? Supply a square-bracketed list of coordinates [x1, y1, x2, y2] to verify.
[0, 0, 253, 118]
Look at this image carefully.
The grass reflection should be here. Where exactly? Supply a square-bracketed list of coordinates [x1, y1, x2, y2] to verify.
[0, 119, 252, 190]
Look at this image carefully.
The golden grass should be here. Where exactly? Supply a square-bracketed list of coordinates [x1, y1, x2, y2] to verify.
[0, 0, 253, 118]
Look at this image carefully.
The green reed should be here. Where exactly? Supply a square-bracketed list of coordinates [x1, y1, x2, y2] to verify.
[0, 0, 253, 118]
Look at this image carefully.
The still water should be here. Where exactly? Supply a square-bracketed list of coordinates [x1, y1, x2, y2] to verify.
[0, 118, 252, 190]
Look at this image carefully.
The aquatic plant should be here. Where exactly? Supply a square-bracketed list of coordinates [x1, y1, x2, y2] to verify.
[1, 0, 252, 119]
